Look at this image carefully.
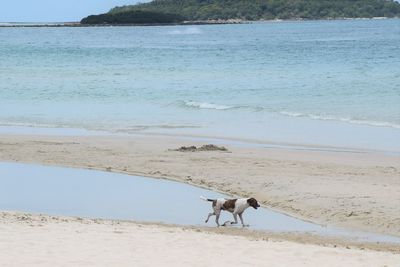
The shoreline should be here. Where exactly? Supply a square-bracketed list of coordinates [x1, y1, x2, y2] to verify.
[0, 17, 398, 27]
[1, 132, 399, 237]
[1, 124, 399, 155]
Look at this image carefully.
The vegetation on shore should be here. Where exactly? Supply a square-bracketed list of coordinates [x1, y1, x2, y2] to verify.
[81, 0, 400, 24]
[81, 10, 185, 24]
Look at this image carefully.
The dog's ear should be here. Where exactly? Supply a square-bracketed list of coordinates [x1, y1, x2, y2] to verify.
[247, 198, 255, 205]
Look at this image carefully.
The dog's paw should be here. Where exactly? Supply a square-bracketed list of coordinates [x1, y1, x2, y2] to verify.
[222, 221, 232, 227]
[242, 224, 250, 227]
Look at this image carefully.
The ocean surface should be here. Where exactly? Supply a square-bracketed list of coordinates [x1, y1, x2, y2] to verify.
[1, 19, 399, 151]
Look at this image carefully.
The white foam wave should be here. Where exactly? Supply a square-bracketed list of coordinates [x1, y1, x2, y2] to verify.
[184, 101, 234, 110]
[279, 111, 400, 129]
[279, 111, 304, 117]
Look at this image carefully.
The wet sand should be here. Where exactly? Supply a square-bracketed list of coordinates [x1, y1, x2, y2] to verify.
[0, 133, 399, 237]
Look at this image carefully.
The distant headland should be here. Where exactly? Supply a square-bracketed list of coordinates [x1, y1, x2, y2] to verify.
[80, 0, 400, 25]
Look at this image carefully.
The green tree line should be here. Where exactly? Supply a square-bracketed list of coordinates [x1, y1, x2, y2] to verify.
[81, 10, 185, 24]
[81, 0, 400, 24]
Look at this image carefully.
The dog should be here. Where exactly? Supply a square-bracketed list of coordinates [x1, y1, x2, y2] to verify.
[200, 196, 260, 227]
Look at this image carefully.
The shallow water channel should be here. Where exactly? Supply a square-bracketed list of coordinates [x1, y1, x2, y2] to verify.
[1, 162, 399, 244]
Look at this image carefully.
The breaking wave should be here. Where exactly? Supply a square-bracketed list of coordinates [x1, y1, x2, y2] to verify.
[180, 102, 400, 128]
[183, 101, 234, 110]
[279, 111, 400, 129]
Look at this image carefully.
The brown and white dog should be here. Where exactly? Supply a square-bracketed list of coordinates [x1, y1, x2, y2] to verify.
[200, 196, 260, 227]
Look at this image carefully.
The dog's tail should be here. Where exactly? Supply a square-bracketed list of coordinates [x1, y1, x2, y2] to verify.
[200, 196, 214, 202]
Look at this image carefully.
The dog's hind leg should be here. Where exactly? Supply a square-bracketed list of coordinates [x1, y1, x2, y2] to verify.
[205, 212, 215, 223]
[229, 213, 239, 225]
[215, 212, 221, 227]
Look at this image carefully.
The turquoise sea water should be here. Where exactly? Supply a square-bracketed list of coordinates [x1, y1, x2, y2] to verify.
[0, 19, 399, 151]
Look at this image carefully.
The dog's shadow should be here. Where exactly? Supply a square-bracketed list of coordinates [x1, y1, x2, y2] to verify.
[221, 221, 250, 227]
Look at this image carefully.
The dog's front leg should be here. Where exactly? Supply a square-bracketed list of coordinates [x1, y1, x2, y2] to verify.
[239, 213, 249, 227]
[205, 212, 215, 223]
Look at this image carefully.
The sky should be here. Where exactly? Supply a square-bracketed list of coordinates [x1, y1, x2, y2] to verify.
[0, 0, 142, 22]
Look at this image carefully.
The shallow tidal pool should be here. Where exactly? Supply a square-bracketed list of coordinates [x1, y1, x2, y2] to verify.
[1, 162, 399, 244]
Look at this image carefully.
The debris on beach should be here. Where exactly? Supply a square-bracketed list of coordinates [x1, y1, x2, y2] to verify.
[175, 145, 197, 152]
[172, 144, 228, 152]
[198, 144, 228, 151]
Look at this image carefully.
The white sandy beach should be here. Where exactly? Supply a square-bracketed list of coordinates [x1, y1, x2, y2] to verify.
[1, 212, 400, 267]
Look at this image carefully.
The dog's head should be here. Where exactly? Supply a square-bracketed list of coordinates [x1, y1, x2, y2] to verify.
[247, 198, 260, 209]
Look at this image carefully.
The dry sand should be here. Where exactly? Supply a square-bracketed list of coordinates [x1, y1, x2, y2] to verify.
[0, 133, 399, 237]
[1, 212, 400, 267]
